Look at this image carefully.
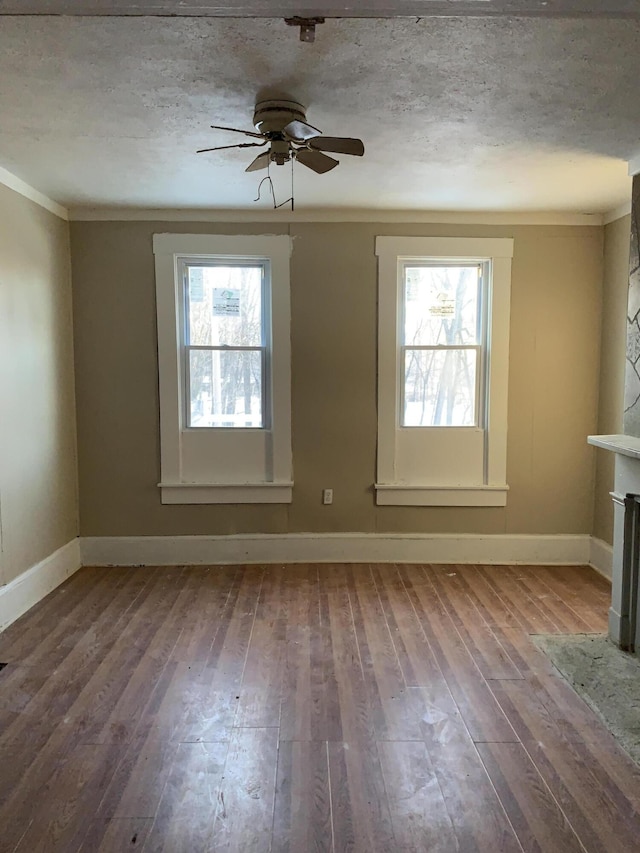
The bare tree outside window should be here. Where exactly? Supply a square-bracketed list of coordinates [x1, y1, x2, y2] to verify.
[402, 264, 482, 427]
[186, 264, 265, 428]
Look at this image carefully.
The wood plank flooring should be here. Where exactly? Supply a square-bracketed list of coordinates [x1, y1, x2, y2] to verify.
[0, 562, 637, 852]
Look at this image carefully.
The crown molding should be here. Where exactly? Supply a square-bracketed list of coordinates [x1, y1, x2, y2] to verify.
[68, 206, 604, 226]
[0, 166, 68, 220]
[604, 201, 632, 224]
[628, 153, 640, 177]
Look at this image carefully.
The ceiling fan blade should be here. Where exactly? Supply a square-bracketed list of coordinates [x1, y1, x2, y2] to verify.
[210, 123, 265, 139]
[245, 151, 271, 173]
[197, 141, 266, 154]
[295, 149, 339, 174]
[284, 119, 322, 141]
[308, 137, 365, 157]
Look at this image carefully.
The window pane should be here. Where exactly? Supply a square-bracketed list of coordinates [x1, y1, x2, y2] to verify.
[403, 348, 477, 427]
[403, 265, 479, 346]
[187, 265, 263, 347]
[189, 349, 263, 428]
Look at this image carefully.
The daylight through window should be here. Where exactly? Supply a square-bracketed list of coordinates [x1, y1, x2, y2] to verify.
[183, 262, 267, 429]
[401, 263, 484, 428]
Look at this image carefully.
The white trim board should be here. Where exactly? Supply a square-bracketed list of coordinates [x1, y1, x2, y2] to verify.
[81, 533, 593, 567]
[603, 202, 632, 225]
[0, 165, 68, 221]
[0, 534, 607, 631]
[374, 485, 508, 506]
[0, 538, 81, 632]
[589, 536, 613, 581]
[69, 207, 604, 226]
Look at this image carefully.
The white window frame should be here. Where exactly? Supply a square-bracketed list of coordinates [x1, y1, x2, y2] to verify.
[153, 234, 292, 504]
[375, 236, 513, 507]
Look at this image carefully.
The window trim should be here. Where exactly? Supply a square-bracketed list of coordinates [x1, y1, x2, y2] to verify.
[153, 234, 292, 504]
[375, 236, 513, 507]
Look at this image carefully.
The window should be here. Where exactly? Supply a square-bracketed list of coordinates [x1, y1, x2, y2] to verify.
[401, 262, 485, 428]
[375, 236, 513, 507]
[154, 234, 292, 504]
[183, 260, 267, 429]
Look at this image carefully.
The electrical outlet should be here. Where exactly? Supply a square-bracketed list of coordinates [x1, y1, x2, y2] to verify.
[323, 488, 333, 505]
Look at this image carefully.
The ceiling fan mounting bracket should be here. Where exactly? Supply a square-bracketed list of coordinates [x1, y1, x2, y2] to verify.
[284, 17, 325, 43]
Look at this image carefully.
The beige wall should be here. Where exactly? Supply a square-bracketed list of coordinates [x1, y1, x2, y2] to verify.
[70, 219, 603, 537]
[0, 184, 78, 584]
[592, 214, 631, 545]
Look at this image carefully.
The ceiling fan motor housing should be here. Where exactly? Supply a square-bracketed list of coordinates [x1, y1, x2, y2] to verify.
[253, 99, 307, 138]
[198, 100, 363, 178]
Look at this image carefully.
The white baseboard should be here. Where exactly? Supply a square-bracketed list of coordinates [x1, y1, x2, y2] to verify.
[589, 536, 613, 581]
[81, 532, 592, 568]
[0, 538, 82, 631]
[0, 533, 610, 633]
[608, 606, 628, 647]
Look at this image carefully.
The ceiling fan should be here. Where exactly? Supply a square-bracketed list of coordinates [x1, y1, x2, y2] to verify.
[197, 99, 365, 174]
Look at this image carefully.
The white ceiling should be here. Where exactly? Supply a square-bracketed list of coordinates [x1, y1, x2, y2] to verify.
[0, 12, 639, 213]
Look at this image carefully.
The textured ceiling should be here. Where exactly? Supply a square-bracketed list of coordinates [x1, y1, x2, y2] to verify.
[0, 15, 637, 213]
[3, 1, 640, 17]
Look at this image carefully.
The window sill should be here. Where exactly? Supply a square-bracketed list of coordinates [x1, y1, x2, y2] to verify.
[375, 484, 508, 507]
[159, 482, 293, 505]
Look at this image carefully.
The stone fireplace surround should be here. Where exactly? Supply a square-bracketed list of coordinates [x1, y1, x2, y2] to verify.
[588, 434, 640, 651]
[587, 173, 640, 651]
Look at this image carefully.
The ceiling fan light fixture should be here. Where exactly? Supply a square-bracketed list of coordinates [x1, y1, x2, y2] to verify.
[270, 139, 291, 166]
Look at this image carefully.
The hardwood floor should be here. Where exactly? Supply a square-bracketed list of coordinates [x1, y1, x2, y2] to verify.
[0, 562, 637, 852]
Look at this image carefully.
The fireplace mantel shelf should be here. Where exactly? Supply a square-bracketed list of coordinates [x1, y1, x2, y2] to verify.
[588, 434, 640, 460]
